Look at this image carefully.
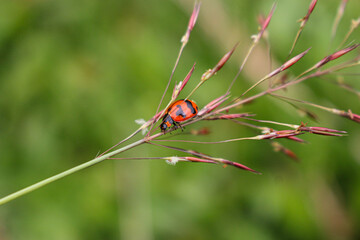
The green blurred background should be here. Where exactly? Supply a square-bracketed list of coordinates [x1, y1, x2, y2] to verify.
[0, 0, 359, 239]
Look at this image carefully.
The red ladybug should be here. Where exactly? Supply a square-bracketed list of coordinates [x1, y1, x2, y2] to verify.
[160, 99, 198, 131]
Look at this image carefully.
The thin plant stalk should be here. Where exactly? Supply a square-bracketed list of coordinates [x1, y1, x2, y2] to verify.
[288, 0, 318, 57]
[269, 93, 360, 123]
[331, 0, 348, 47]
[226, 43, 256, 93]
[227, 3, 276, 93]
[0, 138, 147, 205]
[97, 127, 143, 158]
[339, 18, 360, 48]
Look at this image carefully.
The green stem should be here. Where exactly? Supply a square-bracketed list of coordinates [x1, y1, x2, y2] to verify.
[0, 138, 146, 205]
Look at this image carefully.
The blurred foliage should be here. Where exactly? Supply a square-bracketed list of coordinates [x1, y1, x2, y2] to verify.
[0, 0, 359, 239]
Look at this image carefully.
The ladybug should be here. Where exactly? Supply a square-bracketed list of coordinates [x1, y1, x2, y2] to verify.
[160, 99, 198, 131]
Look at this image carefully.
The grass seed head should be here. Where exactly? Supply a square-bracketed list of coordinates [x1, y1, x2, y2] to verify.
[301, 0, 318, 25]
[271, 142, 299, 162]
[198, 94, 230, 116]
[254, 3, 276, 43]
[190, 127, 211, 136]
[172, 63, 195, 99]
[340, 110, 360, 123]
[314, 44, 360, 69]
[181, 2, 201, 44]
[201, 44, 238, 82]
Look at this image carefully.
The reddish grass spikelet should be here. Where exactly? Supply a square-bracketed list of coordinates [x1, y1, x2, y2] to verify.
[175, 156, 259, 175]
[281, 148, 299, 161]
[233, 120, 306, 143]
[256, 13, 271, 46]
[190, 127, 211, 136]
[180, 63, 195, 91]
[287, 136, 307, 143]
[259, 130, 304, 140]
[313, 44, 360, 69]
[298, 125, 347, 136]
[288, 0, 317, 56]
[242, 48, 310, 97]
[214, 43, 238, 73]
[305, 126, 346, 134]
[302, 0, 318, 26]
[201, 43, 238, 82]
[206, 113, 253, 120]
[327, 44, 359, 61]
[172, 63, 196, 99]
[271, 142, 299, 162]
[318, 107, 360, 124]
[157, 143, 260, 174]
[217, 159, 261, 174]
[188, 2, 201, 31]
[258, 124, 346, 139]
[263, 127, 306, 143]
[257, 14, 266, 29]
[339, 109, 360, 123]
[184, 157, 216, 164]
[181, 2, 201, 44]
[307, 131, 344, 137]
[253, 3, 276, 43]
[186, 45, 237, 100]
[326, 108, 360, 124]
[281, 48, 312, 71]
[269, 48, 311, 78]
[198, 94, 230, 116]
[185, 156, 260, 174]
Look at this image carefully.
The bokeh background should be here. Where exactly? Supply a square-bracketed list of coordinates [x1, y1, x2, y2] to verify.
[0, 0, 359, 239]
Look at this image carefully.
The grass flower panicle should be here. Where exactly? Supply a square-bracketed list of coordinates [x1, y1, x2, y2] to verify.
[0, 0, 359, 205]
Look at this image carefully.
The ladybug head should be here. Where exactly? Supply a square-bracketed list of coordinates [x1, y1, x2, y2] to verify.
[160, 114, 173, 132]
[160, 122, 169, 131]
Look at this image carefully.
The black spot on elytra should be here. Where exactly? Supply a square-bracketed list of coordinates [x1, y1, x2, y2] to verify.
[185, 100, 197, 114]
[175, 105, 186, 118]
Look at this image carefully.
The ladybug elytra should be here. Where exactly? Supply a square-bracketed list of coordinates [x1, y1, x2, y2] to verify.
[160, 99, 198, 131]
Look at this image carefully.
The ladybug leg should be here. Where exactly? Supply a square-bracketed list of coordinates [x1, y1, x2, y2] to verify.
[174, 122, 184, 131]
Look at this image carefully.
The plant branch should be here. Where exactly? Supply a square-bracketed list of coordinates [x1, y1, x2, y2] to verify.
[0, 138, 147, 205]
